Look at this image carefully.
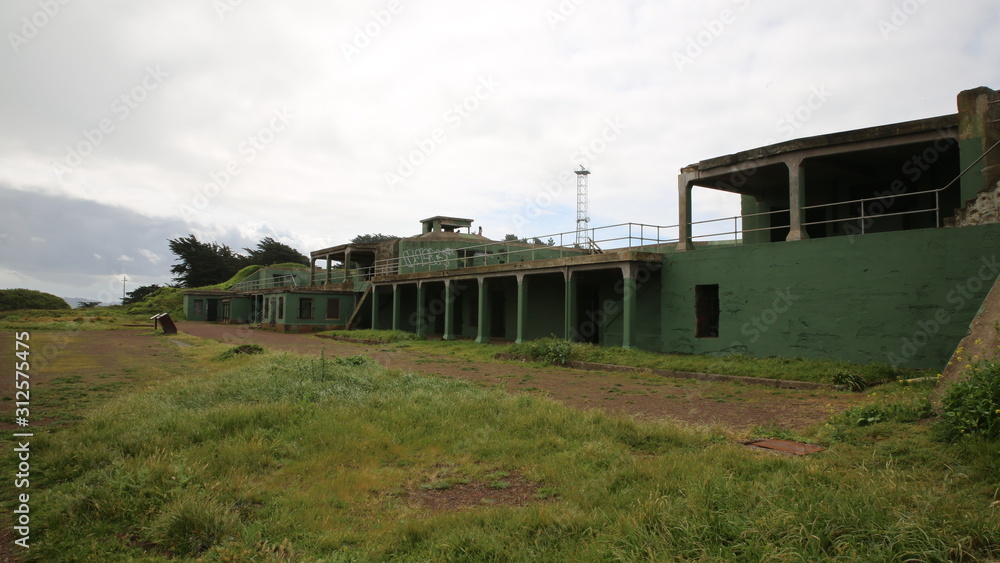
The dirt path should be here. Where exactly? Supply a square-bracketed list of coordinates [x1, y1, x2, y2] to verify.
[175, 322, 865, 432]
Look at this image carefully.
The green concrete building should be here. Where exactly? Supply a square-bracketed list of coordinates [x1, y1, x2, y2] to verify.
[184, 87, 1000, 369]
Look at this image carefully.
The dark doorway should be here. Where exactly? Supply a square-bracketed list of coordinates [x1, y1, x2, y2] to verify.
[490, 290, 506, 339]
[695, 284, 719, 338]
[207, 299, 218, 322]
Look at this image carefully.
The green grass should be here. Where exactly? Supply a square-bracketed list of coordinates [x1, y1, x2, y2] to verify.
[0, 308, 154, 331]
[14, 338, 1000, 561]
[316, 328, 423, 343]
[348, 333, 933, 386]
[503, 337, 934, 385]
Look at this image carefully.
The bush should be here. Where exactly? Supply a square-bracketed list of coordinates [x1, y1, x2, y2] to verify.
[940, 359, 1000, 440]
[832, 396, 934, 428]
[507, 337, 574, 365]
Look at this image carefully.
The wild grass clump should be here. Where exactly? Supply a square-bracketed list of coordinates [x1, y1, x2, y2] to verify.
[939, 358, 1000, 440]
[150, 492, 241, 556]
[318, 329, 423, 343]
[506, 336, 573, 365]
[216, 343, 265, 360]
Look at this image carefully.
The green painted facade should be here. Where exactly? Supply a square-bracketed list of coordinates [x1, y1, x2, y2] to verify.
[662, 223, 1000, 369]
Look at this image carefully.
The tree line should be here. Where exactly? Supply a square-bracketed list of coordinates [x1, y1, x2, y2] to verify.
[167, 235, 309, 288]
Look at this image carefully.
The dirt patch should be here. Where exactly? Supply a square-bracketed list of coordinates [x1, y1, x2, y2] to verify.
[0, 329, 186, 430]
[408, 474, 542, 511]
[175, 322, 865, 432]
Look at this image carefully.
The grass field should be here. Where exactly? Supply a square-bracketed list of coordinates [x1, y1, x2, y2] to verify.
[4, 324, 999, 561]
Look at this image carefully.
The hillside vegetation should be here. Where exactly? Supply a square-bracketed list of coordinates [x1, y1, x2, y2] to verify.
[0, 288, 70, 311]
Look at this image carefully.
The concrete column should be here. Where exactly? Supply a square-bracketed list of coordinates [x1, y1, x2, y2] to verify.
[345, 250, 352, 282]
[443, 281, 455, 341]
[786, 157, 810, 241]
[309, 257, 316, 286]
[515, 274, 528, 344]
[391, 284, 400, 331]
[564, 270, 577, 341]
[415, 283, 426, 338]
[370, 286, 380, 330]
[621, 265, 637, 349]
[677, 174, 694, 251]
[475, 277, 490, 344]
[325, 257, 332, 285]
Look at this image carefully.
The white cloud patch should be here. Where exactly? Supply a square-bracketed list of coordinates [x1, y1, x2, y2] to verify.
[138, 248, 162, 264]
[117, 255, 134, 262]
[0, 0, 998, 292]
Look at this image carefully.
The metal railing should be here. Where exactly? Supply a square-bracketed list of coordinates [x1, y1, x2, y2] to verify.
[687, 137, 1000, 242]
[371, 222, 679, 278]
[232, 274, 299, 292]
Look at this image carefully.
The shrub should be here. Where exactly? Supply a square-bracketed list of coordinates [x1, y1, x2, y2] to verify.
[507, 337, 574, 365]
[940, 359, 1000, 440]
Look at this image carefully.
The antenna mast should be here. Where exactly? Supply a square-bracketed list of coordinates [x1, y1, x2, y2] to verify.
[574, 166, 590, 246]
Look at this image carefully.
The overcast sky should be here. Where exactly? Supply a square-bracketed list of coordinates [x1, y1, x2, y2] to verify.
[1, 1, 998, 301]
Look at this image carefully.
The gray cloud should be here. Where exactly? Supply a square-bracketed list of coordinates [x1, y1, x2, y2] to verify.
[1, 1, 998, 296]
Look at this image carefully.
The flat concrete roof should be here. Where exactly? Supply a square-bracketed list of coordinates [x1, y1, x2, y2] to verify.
[682, 114, 959, 174]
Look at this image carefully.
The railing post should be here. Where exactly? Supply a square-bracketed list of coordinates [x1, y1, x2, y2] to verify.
[861, 200, 866, 235]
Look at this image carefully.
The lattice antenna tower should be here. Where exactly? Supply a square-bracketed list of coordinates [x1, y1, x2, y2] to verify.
[575, 166, 590, 246]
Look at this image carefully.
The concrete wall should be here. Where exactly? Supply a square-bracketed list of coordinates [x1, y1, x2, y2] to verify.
[662, 223, 1000, 369]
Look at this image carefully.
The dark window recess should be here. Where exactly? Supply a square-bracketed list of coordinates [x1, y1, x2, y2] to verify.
[299, 298, 313, 319]
[193, 299, 204, 316]
[278, 297, 284, 319]
[326, 298, 341, 320]
[695, 284, 719, 338]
